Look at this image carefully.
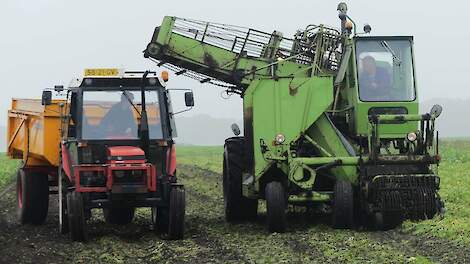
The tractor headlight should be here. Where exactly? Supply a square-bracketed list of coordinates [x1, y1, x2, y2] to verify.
[407, 132, 417, 142]
[275, 133, 286, 144]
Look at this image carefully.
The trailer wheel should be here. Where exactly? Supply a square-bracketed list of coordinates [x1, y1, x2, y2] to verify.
[265, 181, 286, 233]
[223, 138, 258, 222]
[58, 168, 69, 234]
[16, 168, 49, 225]
[103, 207, 135, 225]
[332, 180, 354, 229]
[67, 191, 88, 242]
[155, 187, 185, 240]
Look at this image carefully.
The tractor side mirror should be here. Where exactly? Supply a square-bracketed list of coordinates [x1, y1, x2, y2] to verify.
[430, 104, 443, 118]
[184, 91, 194, 107]
[41, 90, 52, 105]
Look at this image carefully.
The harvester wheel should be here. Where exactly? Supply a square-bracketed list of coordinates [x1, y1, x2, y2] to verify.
[67, 191, 88, 242]
[223, 138, 258, 222]
[332, 180, 354, 229]
[154, 187, 185, 239]
[16, 168, 49, 225]
[374, 211, 403, 231]
[58, 168, 69, 234]
[103, 207, 135, 225]
[265, 181, 286, 233]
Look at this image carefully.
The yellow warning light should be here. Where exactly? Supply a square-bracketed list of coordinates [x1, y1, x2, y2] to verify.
[161, 71, 169, 82]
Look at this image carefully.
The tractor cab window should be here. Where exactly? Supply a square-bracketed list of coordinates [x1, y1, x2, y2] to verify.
[81, 89, 163, 140]
[356, 39, 416, 102]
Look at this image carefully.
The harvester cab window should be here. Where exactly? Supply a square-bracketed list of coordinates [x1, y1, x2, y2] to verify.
[356, 39, 415, 102]
[81, 90, 163, 140]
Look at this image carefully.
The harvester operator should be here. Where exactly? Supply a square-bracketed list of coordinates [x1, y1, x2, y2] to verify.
[359, 55, 392, 101]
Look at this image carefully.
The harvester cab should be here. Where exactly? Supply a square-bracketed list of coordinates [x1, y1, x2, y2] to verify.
[143, 2, 444, 232]
[9, 68, 191, 241]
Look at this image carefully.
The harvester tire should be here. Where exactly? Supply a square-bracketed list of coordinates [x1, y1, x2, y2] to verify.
[16, 168, 49, 225]
[265, 181, 286, 233]
[223, 138, 258, 222]
[103, 207, 135, 225]
[332, 180, 354, 229]
[154, 187, 185, 240]
[67, 191, 88, 242]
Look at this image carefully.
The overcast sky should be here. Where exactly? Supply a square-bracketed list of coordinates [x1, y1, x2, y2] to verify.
[1, 0, 468, 124]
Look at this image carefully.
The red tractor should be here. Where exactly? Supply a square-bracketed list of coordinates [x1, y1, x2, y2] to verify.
[8, 69, 193, 241]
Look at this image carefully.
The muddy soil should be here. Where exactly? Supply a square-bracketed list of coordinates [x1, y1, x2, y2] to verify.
[0, 165, 469, 263]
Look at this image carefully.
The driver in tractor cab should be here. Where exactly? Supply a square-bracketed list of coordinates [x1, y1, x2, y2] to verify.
[359, 55, 392, 100]
[100, 91, 137, 137]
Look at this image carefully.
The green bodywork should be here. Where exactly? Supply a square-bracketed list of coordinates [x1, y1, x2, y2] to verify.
[144, 15, 440, 203]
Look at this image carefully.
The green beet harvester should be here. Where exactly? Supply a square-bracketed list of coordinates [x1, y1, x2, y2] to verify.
[144, 3, 445, 231]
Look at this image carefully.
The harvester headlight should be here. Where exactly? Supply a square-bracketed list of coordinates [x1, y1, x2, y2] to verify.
[407, 132, 417, 142]
[275, 133, 286, 144]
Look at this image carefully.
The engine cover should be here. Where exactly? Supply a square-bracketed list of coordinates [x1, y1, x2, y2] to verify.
[107, 146, 146, 164]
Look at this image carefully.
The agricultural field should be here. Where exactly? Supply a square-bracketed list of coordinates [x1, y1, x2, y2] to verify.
[1, 140, 470, 263]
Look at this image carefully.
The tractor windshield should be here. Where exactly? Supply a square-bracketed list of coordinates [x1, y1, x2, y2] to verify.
[81, 89, 163, 140]
[356, 38, 416, 102]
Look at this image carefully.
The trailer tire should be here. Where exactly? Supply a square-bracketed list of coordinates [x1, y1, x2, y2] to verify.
[265, 181, 286, 233]
[103, 207, 135, 225]
[16, 168, 49, 225]
[332, 180, 354, 229]
[67, 191, 88, 242]
[223, 138, 258, 222]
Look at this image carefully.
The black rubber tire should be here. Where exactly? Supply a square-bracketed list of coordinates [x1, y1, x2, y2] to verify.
[223, 138, 258, 222]
[265, 181, 286, 233]
[167, 187, 185, 239]
[332, 180, 354, 229]
[155, 187, 185, 240]
[374, 211, 403, 231]
[67, 191, 88, 242]
[16, 168, 49, 225]
[103, 207, 135, 225]
[58, 168, 69, 234]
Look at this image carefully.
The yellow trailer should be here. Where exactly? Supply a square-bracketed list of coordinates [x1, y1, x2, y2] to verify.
[8, 98, 66, 167]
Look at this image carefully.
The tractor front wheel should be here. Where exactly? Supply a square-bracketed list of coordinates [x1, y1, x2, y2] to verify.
[154, 187, 185, 240]
[265, 181, 286, 233]
[67, 191, 88, 242]
[16, 168, 49, 225]
[58, 167, 69, 234]
[332, 180, 354, 229]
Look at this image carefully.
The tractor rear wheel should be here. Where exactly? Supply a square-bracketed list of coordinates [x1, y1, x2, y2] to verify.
[67, 191, 88, 242]
[154, 187, 185, 239]
[223, 138, 258, 222]
[332, 180, 354, 229]
[16, 168, 49, 225]
[103, 207, 135, 225]
[265, 181, 286, 233]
